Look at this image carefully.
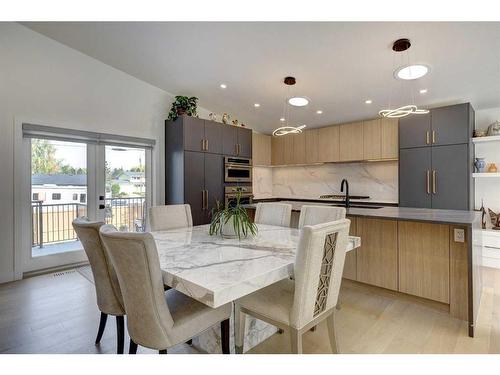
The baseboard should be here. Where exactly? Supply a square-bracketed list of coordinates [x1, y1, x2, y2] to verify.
[23, 261, 89, 279]
[0, 271, 15, 284]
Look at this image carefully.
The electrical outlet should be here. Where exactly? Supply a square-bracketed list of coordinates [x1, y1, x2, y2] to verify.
[454, 228, 465, 243]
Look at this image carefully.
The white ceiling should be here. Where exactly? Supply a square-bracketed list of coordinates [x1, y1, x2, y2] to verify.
[22, 22, 500, 134]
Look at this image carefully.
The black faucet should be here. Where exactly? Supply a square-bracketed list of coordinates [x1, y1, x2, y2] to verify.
[340, 179, 350, 208]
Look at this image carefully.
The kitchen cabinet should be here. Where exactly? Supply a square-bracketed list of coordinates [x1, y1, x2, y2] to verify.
[271, 135, 284, 165]
[381, 118, 399, 159]
[305, 129, 319, 164]
[362, 119, 381, 160]
[399, 112, 431, 149]
[431, 103, 471, 146]
[204, 121, 223, 154]
[292, 132, 306, 165]
[252, 133, 271, 166]
[222, 126, 252, 158]
[238, 127, 253, 158]
[342, 216, 357, 281]
[356, 218, 398, 291]
[318, 126, 340, 162]
[398, 221, 450, 303]
[183, 116, 206, 152]
[399, 147, 432, 208]
[339, 121, 363, 161]
[283, 134, 294, 165]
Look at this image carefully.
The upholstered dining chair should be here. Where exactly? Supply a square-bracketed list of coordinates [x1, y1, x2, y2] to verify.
[149, 204, 193, 231]
[99, 225, 232, 354]
[72, 218, 125, 354]
[254, 202, 292, 227]
[234, 219, 351, 354]
[298, 205, 346, 228]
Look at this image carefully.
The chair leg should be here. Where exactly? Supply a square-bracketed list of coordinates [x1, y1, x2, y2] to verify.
[159, 349, 168, 354]
[220, 318, 230, 354]
[326, 312, 339, 354]
[129, 339, 138, 354]
[290, 328, 303, 354]
[116, 316, 125, 354]
[235, 307, 246, 354]
[95, 312, 108, 344]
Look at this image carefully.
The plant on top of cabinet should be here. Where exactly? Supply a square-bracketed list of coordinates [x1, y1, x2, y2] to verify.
[167, 96, 198, 121]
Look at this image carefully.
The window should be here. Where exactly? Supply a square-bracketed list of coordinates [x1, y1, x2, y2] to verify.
[32, 193, 39, 201]
[73, 193, 78, 200]
[52, 193, 61, 200]
[80, 193, 86, 203]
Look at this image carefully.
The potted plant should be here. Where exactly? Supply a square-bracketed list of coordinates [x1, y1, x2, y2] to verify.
[167, 96, 198, 121]
[209, 194, 258, 239]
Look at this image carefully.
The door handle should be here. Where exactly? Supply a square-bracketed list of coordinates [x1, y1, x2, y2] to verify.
[202, 190, 206, 210]
[432, 170, 437, 194]
[99, 204, 106, 209]
[426, 131, 430, 145]
[205, 139, 209, 151]
[205, 190, 209, 210]
[201, 139, 205, 151]
[426, 170, 431, 194]
[432, 130, 436, 144]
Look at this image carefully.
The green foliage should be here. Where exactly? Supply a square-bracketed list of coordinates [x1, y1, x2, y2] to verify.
[167, 96, 198, 121]
[130, 165, 145, 172]
[31, 139, 86, 175]
[111, 183, 121, 197]
[209, 193, 257, 240]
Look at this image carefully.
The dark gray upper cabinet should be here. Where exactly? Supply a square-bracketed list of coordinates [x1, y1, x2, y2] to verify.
[204, 121, 223, 154]
[183, 116, 206, 152]
[184, 151, 205, 225]
[399, 147, 432, 208]
[430, 144, 469, 210]
[203, 153, 224, 219]
[399, 112, 431, 149]
[222, 126, 238, 156]
[238, 128, 253, 158]
[431, 103, 471, 146]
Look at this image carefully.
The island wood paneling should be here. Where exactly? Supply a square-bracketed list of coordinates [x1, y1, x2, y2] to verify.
[318, 126, 340, 162]
[381, 118, 399, 159]
[343, 216, 357, 281]
[305, 129, 319, 164]
[363, 119, 382, 160]
[398, 221, 450, 303]
[356, 217, 398, 291]
[449, 225, 469, 321]
[252, 133, 271, 166]
[339, 121, 364, 161]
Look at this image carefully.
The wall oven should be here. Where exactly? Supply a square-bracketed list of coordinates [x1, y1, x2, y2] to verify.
[225, 186, 253, 208]
[224, 156, 252, 183]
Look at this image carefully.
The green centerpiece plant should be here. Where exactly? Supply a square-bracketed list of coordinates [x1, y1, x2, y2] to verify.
[167, 96, 198, 121]
[209, 193, 258, 239]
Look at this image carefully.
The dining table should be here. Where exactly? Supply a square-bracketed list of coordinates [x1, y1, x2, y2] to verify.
[151, 223, 361, 353]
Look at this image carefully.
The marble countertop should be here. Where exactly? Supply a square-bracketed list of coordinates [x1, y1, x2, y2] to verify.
[245, 202, 481, 225]
[152, 224, 360, 308]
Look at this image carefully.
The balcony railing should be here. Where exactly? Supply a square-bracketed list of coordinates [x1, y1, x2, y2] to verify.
[31, 197, 146, 248]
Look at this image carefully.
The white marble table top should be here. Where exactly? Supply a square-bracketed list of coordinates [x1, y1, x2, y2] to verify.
[152, 224, 361, 308]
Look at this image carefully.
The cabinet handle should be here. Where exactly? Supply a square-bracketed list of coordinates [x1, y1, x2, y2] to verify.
[432, 130, 436, 144]
[201, 139, 205, 151]
[205, 190, 209, 210]
[235, 144, 238, 155]
[206, 139, 209, 151]
[201, 190, 205, 209]
[426, 170, 431, 194]
[432, 170, 437, 194]
[426, 131, 430, 145]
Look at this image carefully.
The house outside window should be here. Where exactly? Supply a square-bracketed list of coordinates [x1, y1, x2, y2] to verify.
[80, 193, 86, 203]
[32, 193, 39, 201]
[73, 193, 78, 200]
[52, 193, 61, 200]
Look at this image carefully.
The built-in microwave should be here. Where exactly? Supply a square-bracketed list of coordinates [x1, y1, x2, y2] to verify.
[224, 157, 252, 183]
[225, 186, 253, 208]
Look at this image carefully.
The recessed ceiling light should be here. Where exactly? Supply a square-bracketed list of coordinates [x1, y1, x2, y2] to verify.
[365, 99, 372, 104]
[419, 89, 428, 94]
[280, 118, 285, 122]
[395, 64, 429, 80]
[316, 110, 323, 114]
[288, 97, 309, 107]
[254, 103, 260, 108]
[219, 83, 227, 89]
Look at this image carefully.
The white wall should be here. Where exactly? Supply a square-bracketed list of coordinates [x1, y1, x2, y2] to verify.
[0, 23, 211, 283]
[474, 107, 500, 215]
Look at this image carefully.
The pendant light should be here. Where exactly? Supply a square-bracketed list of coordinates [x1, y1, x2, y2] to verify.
[273, 77, 307, 136]
[379, 39, 429, 119]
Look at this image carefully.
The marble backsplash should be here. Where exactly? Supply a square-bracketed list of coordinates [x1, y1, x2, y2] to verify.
[253, 162, 398, 203]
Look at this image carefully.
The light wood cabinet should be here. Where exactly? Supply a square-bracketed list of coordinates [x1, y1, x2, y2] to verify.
[356, 217, 398, 291]
[339, 122, 364, 161]
[283, 135, 294, 165]
[318, 126, 340, 162]
[292, 132, 306, 165]
[398, 221, 450, 303]
[363, 119, 381, 160]
[343, 216, 357, 281]
[252, 133, 271, 166]
[271, 135, 284, 165]
[381, 118, 398, 159]
[305, 129, 319, 164]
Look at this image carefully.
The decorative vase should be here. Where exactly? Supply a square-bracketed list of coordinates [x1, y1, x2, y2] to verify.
[474, 158, 486, 173]
[221, 221, 237, 238]
[232, 119, 239, 126]
[209, 113, 217, 122]
[176, 108, 187, 116]
[488, 163, 498, 173]
[222, 113, 230, 124]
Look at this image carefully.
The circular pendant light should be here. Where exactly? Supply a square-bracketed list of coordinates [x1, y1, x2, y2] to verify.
[273, 77, 308, 136]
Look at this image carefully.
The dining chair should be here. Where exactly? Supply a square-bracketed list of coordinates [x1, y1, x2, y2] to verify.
[99, 224, 232, 354]
[149, 204, 193, 231]
[72, 218, 126, 354]
[298, 205, 346, 228]
[234, 219, 351, 354]
[254, 202, 292, 227]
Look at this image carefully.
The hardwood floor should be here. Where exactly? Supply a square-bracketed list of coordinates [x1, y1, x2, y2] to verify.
[1, 266, 499, 354]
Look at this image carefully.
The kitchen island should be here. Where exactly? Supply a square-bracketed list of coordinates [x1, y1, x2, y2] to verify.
[245, 200, 483, 337]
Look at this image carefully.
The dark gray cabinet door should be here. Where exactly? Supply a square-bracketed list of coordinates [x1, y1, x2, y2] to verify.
[431, 144, 469, 210]
[203, 153, 224, 223]
[184, 151, 205, 225]
[204, 121, 223, 154]
[237, 128, 253, 158]
[399, 112, 431, 149]
[222, 126, 238, 156]
[183, 116, 205, 152]
[399, 147, 432, 208]
[431, 104, 470, 146]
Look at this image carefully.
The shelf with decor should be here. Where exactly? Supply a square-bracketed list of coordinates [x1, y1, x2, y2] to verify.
[472, 135, 500, 144]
